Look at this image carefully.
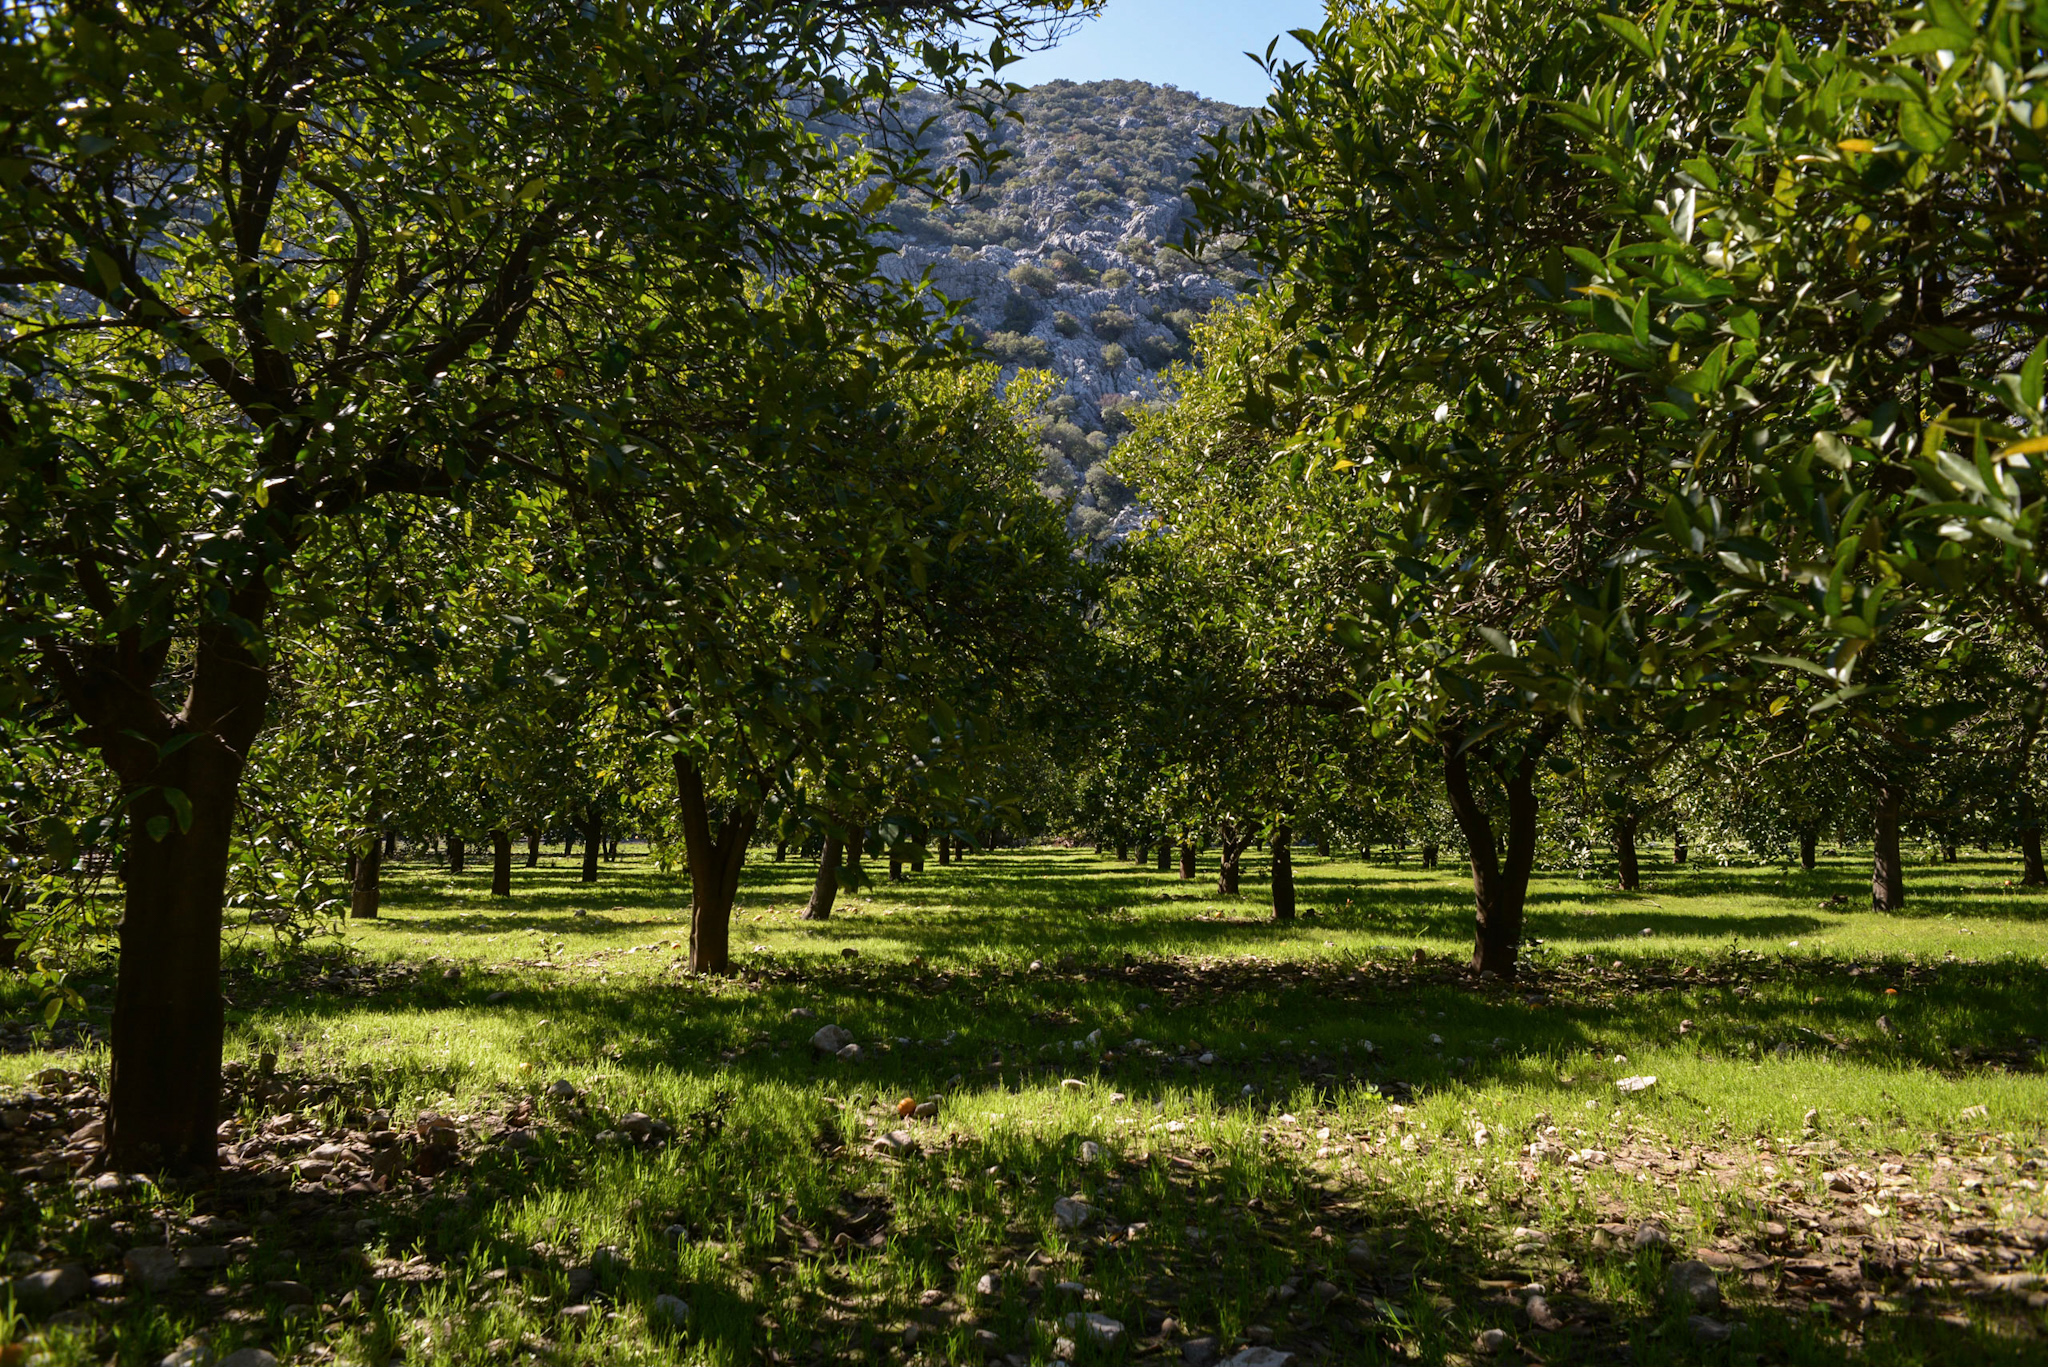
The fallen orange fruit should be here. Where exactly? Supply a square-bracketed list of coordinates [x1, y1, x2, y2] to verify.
[897, 1097, 917, 1118]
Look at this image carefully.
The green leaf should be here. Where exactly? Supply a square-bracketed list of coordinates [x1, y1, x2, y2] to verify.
[1596, 12, 1655, 58]
[164, 787, 194, 834]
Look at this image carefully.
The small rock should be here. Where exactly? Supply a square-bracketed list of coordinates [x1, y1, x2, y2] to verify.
[544, 1079, 579, 1102]
[263, 1280, 314, 1306]
[789, 1007, 815, 1019]
[178, 1245, 233, 1271]
[1310, 1280, 1339, 1303]
[1524, 1293, 1563, 1330]
[836, 1043, 864, 1062]
[617, 1112, 656, 1140]
[158, 1346, 209, 1367]
[1079, 1140, 1103, 1164]
[1054, 1280, 1087, 1296]
[975, 1272, 1001, 1296]
[1060, 1078, 1086, 1090]
[123, 1246, 180, 1291]
[1197, 1052, 1216, 1065]
[1346, 1239, 1374, 1267]
[1688, 1314, 1736, 1342]
[912, 1100, 937, 1119]
[89, 1172, 127, 1193]
[218, 1352, 279, 1367]
[1052, 1336, 1076, 1361]
[561, 1303, 593, 1322]
[487, 991, 511, 1003]
[1473, 1328, 1511, 1355]
[1616, 1075, 1658, 1094]
[1221, 1349, 1293, 1367]
[1183, 1338, 1220, 1367]
[1052, 1196, 1095, 1230]
[1669, 1260, 1721, 1312]
[565, 1266, 597, 1299]
[11, 1264, 87, 1310]
[650, 1293, 691, 1329]
[873, 1129, 917, 1156]
[1061, 1311, 1123, 1345]
[1633, 1222, 1671, 1251]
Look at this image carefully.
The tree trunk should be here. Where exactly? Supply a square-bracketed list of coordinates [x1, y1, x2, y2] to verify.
[1672, 834, 1687, 865]
[0, 881, 22, 968]
[806, 836, 844, 921]
[1179, 841, 1195, 881]
[1362, 840, 1373, 862]
[526, 830, 541, 868]
[2022, 789, 2047, 886]
[911, 847, 924, 873]
[1614, 816, 1640, 892]
[775, 841, 787, 863]
[889, 854, 904, 883]
[351, 835, 382, 920]
[1799, 824, 1818, 872]
[1420, 842, 1438, 870]
[1442, 726, 1551, 979]
[447, 833, 465, 875]
[845, 825, 865, 888]
[1315, 832, 1330, 857]
[1155, 841, 1169, 872]
[1114, 841, 1127, 862]
[675, 754, 758, 974]
[491, 829, 513, 898]
[581, 811, 602, 884]
[1215, 819, 1254, 895]
[384, 830, 397, 859]
[1136, 841, 1150, 867]
[1871, 781, 1905, 911]
[1270, 822, 1295, 921]
[76, 618, 273, 1175]
[937, 834, 951, 866]
[563, 834, 574, 857]
[1940, 842, 1957, 864]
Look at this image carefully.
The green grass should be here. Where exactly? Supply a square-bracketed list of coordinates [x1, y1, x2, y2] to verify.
[3, 845, 2045, 1367]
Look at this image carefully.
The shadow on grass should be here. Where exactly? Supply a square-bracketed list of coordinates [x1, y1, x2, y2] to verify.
[360, 848, 2048, 965]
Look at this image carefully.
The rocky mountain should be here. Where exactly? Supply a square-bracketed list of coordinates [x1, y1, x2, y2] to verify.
[874, 80, 1255, 542]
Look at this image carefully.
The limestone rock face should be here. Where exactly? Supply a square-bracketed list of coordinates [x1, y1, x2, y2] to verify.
[868, 80, 1255, 546]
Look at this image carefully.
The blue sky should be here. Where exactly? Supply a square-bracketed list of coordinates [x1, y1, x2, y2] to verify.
[994, 1, 1331, 108]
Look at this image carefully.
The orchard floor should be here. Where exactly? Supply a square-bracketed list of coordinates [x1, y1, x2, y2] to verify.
[3, 847, 2046, 1367]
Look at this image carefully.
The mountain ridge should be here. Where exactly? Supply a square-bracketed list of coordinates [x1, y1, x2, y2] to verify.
[876, 79, 1255, 540]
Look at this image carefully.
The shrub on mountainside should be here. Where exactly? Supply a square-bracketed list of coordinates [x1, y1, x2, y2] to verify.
[985, 331, 1052, 367]
[1008, 263, 1058, 296]
[1002, 293, 1042, 332]
[1091, 308, 1134, 339]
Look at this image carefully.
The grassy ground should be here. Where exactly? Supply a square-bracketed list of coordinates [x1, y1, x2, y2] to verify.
[2, 845, 2045, 1367]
